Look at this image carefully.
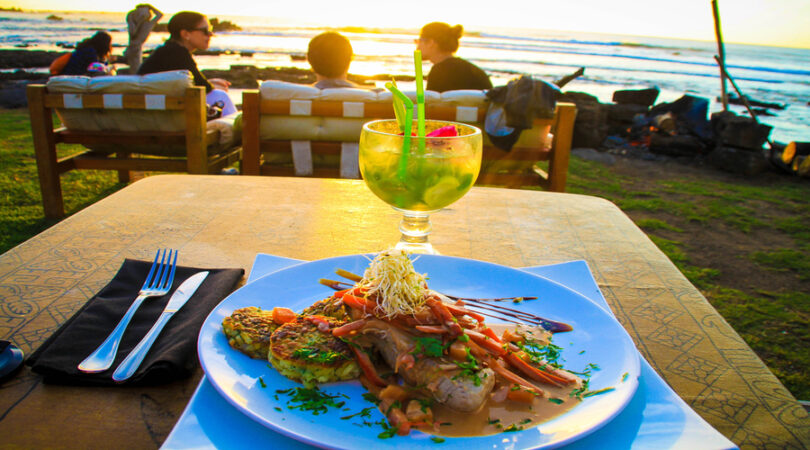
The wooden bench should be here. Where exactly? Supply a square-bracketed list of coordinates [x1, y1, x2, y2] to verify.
[27, 73, 242, 219]
[240, 82, 576, 191]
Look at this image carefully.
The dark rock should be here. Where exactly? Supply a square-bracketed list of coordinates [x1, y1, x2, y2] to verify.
[210, 18, 241, 32]
[0, 49, 65, 69]
[724, 93, 786, 110]
[573, 101, 609, 148]
[649, 134, 706, 156]
[710, 111, 772, 150]
[707, 146, 770, 175]
[607, 103, 648, 125]
[648, 94, 712, 141]
[559, 91, 599, 104]
[613, 87, 659, 106]
[559, 91, 608, 148]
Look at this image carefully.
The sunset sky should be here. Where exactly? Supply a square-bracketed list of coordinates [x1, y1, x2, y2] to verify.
[5, 0, 810, 48]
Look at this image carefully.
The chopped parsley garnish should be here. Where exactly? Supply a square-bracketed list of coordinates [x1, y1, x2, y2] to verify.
[457, 333, 470, 343]
[258, 376, 266, 388]
[568, 362, 601, 377]
[340, 407, 375, 420]
[548, 398, 564, 404]
[582, 387, 615, 398]
[362, 392, 381, 405]
[293, 347, 344, 364]
[516, 340, 564, 369]
[377, 421, 397, 439]
[571, 379, 590, 398]
[452, 347, 482, 386]
[502, 424, 522, 432]
[411, 336, 447, 358]
[277, 387, 345, 415]
[431, 437, 446, 443]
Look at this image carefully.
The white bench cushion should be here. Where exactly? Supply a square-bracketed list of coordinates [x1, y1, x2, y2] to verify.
[46, 70, 238, 155]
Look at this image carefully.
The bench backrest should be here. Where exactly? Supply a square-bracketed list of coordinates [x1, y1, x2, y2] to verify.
[41, 71, 239, 157]
[241, 80, 575, 190]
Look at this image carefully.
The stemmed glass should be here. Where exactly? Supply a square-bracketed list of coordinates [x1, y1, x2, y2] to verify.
[359, 119, 482, 254]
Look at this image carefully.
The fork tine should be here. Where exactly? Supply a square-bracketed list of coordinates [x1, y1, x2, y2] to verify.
[155, 249, 172, 290]
[163, 250, 178, 290]
[151, 248, 169, 289]
[142, 249, 162, 289]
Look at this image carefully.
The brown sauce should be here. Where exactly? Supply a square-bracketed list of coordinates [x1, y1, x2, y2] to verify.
[414, 324, 581, 437]
[422, 382, 580, 437]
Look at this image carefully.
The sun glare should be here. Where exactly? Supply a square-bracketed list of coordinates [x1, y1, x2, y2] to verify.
[5, 0, 810, 48]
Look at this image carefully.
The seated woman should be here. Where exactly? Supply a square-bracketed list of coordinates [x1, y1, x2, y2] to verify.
[138, 11, 236, 118]
[59, 31, 115, 76]
[307, 32, 363, 89]
[417, 22, 492, 93]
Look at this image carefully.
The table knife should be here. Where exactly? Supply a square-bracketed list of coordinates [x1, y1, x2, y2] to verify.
[112, 271, 209, 382]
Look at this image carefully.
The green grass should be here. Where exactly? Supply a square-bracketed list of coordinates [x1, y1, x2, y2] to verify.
[565, 156, 810, 400]
[1, 108, 808, 400]
[0, 109, 123, 252]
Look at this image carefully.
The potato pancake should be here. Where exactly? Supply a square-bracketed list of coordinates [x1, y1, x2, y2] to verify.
[269, 315, 359, 387]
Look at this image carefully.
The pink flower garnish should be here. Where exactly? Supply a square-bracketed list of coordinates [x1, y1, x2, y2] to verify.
[426, 125, 458, 137]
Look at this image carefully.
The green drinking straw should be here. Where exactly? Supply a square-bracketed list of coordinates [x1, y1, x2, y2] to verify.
[384, 81, 414, 180]
[414, 50, 426, 153]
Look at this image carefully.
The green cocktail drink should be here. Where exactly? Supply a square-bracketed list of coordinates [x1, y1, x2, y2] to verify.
[359, 119, 483, 254]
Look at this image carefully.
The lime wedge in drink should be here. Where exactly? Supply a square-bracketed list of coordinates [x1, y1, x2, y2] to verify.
[423, 175, 461, 209]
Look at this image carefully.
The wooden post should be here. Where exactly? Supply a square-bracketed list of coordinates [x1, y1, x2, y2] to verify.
[547, 103, 577, 192]
[713, 55, 759, 123]
[241, 90, 261, 175]
[27, 84, 65, 219]
[712, 0, 729, 111]
[184, 86, 208, 174]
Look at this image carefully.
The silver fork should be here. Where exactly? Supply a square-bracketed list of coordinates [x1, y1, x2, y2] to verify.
[78, 249, 178, 373]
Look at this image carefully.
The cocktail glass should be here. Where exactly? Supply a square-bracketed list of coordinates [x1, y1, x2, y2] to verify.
[359, 119, 483, 254]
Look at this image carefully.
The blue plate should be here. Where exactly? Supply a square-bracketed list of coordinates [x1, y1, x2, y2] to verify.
[198, 254, 641, 449]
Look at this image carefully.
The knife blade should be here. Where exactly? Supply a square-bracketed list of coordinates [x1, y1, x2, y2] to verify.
[112, 271, 209, 382]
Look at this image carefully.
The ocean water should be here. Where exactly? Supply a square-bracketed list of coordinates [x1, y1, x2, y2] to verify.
[2, 10, 808, 143]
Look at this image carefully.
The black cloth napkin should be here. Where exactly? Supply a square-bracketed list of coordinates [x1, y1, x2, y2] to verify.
[26, 259, 244, 386]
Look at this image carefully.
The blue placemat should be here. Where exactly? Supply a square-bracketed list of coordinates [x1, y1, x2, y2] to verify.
[161, 255, 735, 449]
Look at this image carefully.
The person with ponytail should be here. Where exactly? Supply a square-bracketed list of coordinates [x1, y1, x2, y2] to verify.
[138, 11, 236, 118]
[60, 31, 114, 76]
[417, 22, 492, 93]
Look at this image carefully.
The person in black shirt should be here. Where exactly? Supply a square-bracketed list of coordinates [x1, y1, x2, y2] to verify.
[60, 31, 114, 76]
[417, 22, 492, 93]
[138, 11, 236, 117]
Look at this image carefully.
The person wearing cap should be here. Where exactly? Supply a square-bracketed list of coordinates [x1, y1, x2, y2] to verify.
[417, 22, 492, 93]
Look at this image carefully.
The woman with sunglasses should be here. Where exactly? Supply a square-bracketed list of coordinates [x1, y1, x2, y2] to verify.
[138, 11, 236, 118]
